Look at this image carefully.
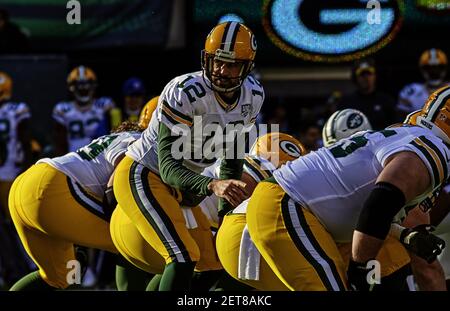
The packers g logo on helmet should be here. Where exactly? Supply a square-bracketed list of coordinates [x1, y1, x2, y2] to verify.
[250, 132, 306, 168]
[322, 109, 372, 147]
[0, 72, 12, 102]
[280, 140, 302, 158]
[201, 22, 257, 93]
[408, 86, 450, 144]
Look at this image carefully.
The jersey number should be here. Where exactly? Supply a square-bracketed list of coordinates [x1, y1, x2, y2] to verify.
[330, 130, 396, 158]
[178, 76, 206, 103]
[68, 118, 100, 139]
[76, 135, 118, 161]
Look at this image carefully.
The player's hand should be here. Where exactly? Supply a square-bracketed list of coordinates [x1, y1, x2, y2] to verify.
[346, 259, 376, 291]
[400, 224, 445, 263]
[208, 179, 248, 207]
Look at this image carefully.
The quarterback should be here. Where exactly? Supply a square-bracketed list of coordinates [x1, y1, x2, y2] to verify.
[112, 21, 264, 290]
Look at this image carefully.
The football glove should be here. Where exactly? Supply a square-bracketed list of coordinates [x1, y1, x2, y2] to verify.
[400, 224, 445, 263]
[347, 259, 378, 291]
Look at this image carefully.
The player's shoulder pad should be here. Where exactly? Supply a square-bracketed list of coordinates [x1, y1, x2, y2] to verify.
[166, 71, 206, 101]
[399, 83, 425, 98]
[245, 74, 264, 89]
[159, 73, 198, 123]
[95, 97, 115, 110]
[13, 102, 31, 116]
[409, 128, 450, 186]
[53, 101, 73, 114]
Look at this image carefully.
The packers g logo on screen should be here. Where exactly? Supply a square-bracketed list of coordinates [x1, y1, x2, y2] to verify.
[262, 0, 403, 62]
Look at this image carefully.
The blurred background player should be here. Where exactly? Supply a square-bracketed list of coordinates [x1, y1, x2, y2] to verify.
[52, 65, 115, 156]
[397, 49, 449, 119]
[338, 58, 397, 130]
[322, 109, 372, 147]
[51, 65, 115, 286]
[100, 77, 148, 133]
[0, 71, 33, 288]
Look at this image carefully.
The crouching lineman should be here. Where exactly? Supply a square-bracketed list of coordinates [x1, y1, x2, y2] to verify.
[8, 121, 144, 290]
[323, 108, 424, 290]
[246, 87, 450, 291]
[215, 132, 306, 290]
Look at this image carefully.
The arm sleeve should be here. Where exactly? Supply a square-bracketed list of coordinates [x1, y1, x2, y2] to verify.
[158, 122, 213, 196]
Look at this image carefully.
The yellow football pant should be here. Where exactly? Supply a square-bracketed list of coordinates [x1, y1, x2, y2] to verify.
[337, 237, 410, 278]
[113, 156, 221, 270]
[216, 213, 289, 290]
[247, 181, 347, 291]
[8, 163, 117, 289]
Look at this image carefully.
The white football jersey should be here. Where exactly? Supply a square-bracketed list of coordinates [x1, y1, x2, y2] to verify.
[273, 126, 450, 243]
[0, 102, 31, 181]
[397, 82, 450, 113]
[126, 71, 264, 174]
[53, 97, 115, 152]
[38, 131, 140, 198]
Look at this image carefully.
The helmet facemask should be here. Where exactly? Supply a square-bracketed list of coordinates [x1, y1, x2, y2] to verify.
[421, 64, 447, 87]
[70, 80, 97, 106]
[201, 49, 254, 93]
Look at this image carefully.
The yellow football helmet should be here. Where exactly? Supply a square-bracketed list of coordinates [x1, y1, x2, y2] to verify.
[138, 96, 159, 129]
[0, 71, 12, 102]
[67, 66, 98, 105]
[201, 22, 257, 93]
[250, 132, 306, 168]
[419, 49, 448, 87]
[404, 109, 421, 125]
[406, 86, 450, 144]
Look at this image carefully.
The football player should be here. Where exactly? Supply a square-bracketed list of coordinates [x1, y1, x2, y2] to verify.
[215, 132, 306, 290]
[323, 109, 433, 291]
[8, 121, 143, 290]
[112, 21, 264, 290]
[107, 77, 148, 131]
[0, 71, 33, 286]
[52, 66, 115, 155]
[322, 109, 372, 147]
[246, 87, 450, 291]
[397, 49, 449, 118]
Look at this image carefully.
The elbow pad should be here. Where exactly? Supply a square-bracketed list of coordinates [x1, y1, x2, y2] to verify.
[356, 182, 406, 240]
